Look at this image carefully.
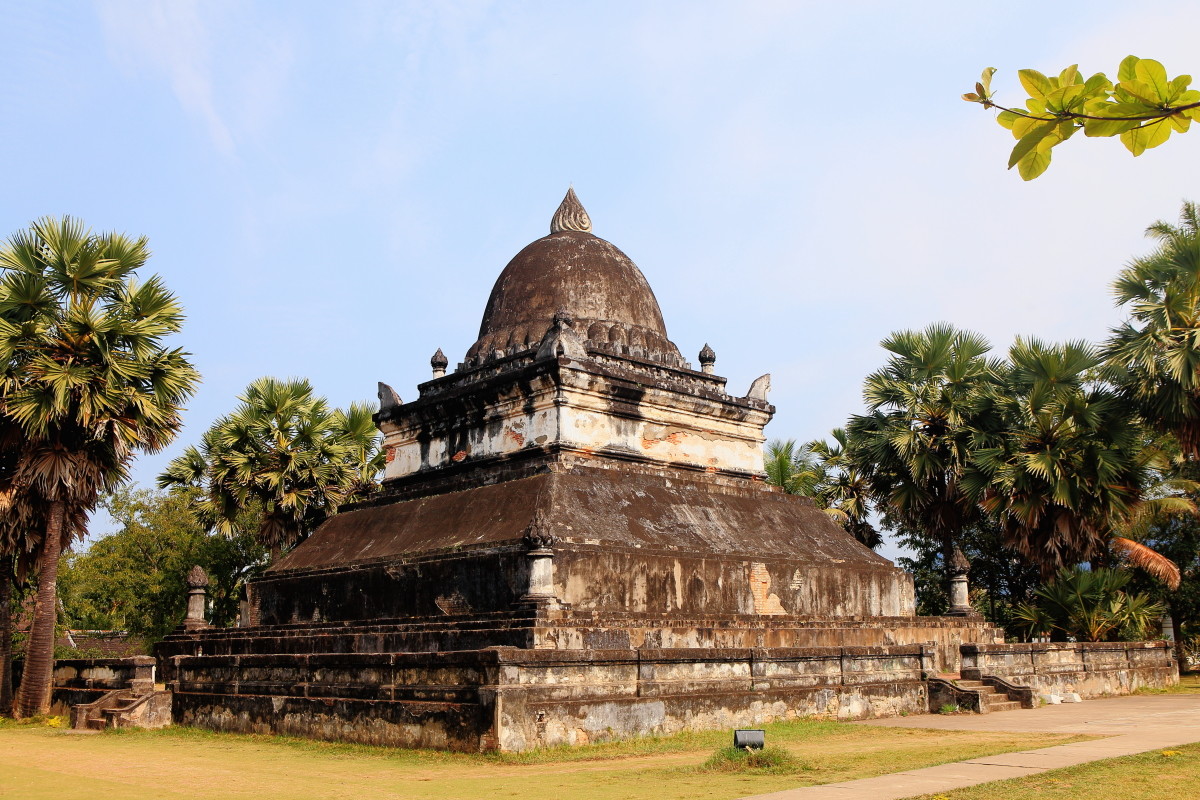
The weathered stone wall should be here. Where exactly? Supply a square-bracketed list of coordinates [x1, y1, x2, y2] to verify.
[163, 645, 931, 752]
[382, 350, 772, 482]
[553, 549, 912, 619]
[960, 641, 1178, 697]
[492, 646, 931, 751]
[262, 467, 916, 625]
[49, 656, 155, 715]
[157, 609, 1000, 677]
[257, 548, 914, 626]
[169, 651, 499, 750]
[254, 548, 529, 626]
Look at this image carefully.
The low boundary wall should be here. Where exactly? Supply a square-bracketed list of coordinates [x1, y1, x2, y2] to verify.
[961, 640, 1177, 697]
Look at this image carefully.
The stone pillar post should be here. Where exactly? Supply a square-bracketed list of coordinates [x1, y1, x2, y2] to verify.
[184, 565, 210, 630]
[431, 348, 448, 379]
[519, 511, 561, 609]
[1161, 614, 1175, 641]
[946, 547, 974, 617]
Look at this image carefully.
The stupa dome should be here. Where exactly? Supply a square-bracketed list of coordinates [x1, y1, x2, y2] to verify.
[464, 189, 686, 368]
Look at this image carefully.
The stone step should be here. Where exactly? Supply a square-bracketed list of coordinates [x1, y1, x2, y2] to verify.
[986, 700, 1022, 713]
[85, 717, 106, 731]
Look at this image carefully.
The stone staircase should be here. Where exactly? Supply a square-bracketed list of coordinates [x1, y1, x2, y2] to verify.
[952, 678, 1023, 713]
[71, 677, 172, 731]
[927, 673, 1035, 714]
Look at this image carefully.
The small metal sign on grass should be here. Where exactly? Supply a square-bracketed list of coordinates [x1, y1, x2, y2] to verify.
[733, 729, 765, 750]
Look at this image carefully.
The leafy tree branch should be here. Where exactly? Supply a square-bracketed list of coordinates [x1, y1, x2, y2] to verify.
[965, 56, 1199, 179]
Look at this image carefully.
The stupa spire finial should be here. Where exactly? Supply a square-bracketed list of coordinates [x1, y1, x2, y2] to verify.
[550, 187, 592, 234]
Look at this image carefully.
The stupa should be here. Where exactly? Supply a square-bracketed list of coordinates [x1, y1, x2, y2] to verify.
[158, 191, 1001, 751]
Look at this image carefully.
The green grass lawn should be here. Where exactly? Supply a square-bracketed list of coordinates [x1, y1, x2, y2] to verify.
[0, 717, 1091, 800]
[912, 741, 1200, 800]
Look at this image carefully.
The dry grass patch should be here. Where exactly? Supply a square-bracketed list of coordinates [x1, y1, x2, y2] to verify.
[0, 716, 1091, 800]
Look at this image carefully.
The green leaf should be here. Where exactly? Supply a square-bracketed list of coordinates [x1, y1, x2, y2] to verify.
[1118, 55, 1140, 83]
[1017, 149, 1052, 180]
[1008, 120, 1056, 168]
[1083, 72, 1113, 96]
[1118, 80, 1164, 107]
[980, 67, 996, 93]
[1167, 114, 1191, 133]
[1019, 69, 1053, 99]
[996, 110, 1020, 130]
[1167, 74, 1192, 103]
[1059, 64, 1080, 86]
[1012, 113, 1052, 138]
[1121, 119, 1173, 156]
[1099, 101, 1163, 118]
[1083, 116, 1140, 137]
[1134, 58, 1170, 102]
[1045, 84, 1085, 113]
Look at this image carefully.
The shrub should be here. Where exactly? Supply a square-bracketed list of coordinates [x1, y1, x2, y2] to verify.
[699, 745, 806, 774]
[1013, 567, 1165, 642]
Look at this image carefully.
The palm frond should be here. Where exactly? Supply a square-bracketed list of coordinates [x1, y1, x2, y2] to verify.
[1110, 536, 1181, 589]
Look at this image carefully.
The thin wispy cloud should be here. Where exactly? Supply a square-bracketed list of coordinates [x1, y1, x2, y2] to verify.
[96, 0, 234, 156]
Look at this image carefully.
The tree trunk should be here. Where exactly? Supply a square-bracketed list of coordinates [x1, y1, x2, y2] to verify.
[15, 499, 65, 718]
[942, 535, 955, 615]
[1171, 599, 1189, 675]
[0, 564, 12, 716]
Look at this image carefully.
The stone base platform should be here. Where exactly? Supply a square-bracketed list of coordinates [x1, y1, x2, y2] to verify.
[153, 610, 1001, 751]
[163, 644, 934, 752]
[157, 609, 1001, 672]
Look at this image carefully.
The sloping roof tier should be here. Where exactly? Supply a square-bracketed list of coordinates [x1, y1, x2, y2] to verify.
[270, 467, 893, 573]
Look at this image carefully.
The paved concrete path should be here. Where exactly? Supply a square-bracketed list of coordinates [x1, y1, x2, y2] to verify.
[742, 694, 1200, 800]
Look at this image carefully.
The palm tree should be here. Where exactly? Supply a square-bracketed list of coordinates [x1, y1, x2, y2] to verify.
[764, 439, 822, 497]
[764, 437, 880, 544]
[0, 216, 199, 717]
[332, 401, 386, 501]
[160, 377, 382, 560]
[809, 430, 883, 549]
[845, 323, 1000, 570]
[1107, 200, 1200, 456]
[966, 338, 1164, 579]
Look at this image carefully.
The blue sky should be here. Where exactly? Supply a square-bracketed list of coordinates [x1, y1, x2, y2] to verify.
[3, 1, 1200, 558]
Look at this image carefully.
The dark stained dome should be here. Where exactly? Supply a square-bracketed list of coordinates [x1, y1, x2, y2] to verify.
[464, 190, 686, 368]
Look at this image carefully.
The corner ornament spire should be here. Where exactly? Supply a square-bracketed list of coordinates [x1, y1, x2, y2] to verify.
[550, 187, 592, 234]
